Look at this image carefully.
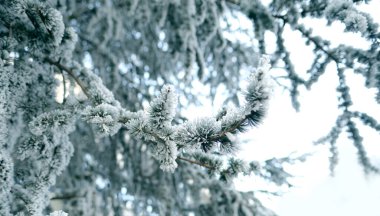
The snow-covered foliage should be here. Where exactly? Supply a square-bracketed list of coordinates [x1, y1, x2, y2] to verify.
[29, 110, 76, 136]
[147, 84, 178, 130]
[82, 103, 122, 137]
[0, 0, 379, 215]
[325, 0, 369, 34]
[152, 141, 178, 172]
[48, 210, 68, 216]
[0, 152, 13, 211]
[176, 117, 222, 152]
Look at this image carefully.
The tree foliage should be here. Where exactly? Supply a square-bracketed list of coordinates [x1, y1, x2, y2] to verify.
[0, 0, 379, 215]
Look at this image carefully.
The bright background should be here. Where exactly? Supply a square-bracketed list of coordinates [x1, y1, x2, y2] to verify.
[184, 1, 380, 215]
[68, 1, 380, 215]
[248, 2, 380, 215]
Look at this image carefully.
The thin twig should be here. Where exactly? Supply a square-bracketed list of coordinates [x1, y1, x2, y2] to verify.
[256, 189, 282, 196]
[45, 58, 90, 98]
[58, 66, 67, 104]
[224, 0, 240, 5]
[295, 26, 340, 63]
[270, 75, 291, 91]
[51, 195, 84, 200]
[177, 156, 215, 170]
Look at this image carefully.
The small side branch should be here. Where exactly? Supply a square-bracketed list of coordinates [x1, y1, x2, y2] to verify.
[51, 195, 84, 200]
[177, 156, 215, 170]
[295, 26, 340, 63]
[45, 58, 90, 98]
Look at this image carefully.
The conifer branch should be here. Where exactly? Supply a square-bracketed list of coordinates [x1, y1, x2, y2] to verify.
[295, 25, 340, 63]
[4, 0, 380, 215]
[51, 194, 84, 200]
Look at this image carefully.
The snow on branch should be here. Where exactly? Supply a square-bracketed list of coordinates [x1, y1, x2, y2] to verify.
[179, 150, 305, 186]
[147, 84, 178, 131]
[324, 0, 377, 35]
[46, 56, 272, 172]
[0, 151, 13, 195]
[82, 103, 123, 137]
[29, 110, 76, 136]
[48, 210, 68, 216]
[23, 0, 65, 46]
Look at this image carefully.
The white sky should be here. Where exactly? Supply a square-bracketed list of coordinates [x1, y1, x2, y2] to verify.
[243, 66, 380, 215]
[251, 2, 380, 215]
[184, 1, 380, 215]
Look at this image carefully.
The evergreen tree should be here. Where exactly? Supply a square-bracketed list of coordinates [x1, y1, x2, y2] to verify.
[0, 0, 378, 215]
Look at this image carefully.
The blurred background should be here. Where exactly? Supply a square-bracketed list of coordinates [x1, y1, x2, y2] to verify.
[184, 1, 380, 215]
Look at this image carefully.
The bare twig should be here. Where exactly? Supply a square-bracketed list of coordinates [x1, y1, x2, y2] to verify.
[270, 75, 291, 91]
[45, 58, 90, 98]
[51, 195, 84, 200]
[177, 156, 215, 170]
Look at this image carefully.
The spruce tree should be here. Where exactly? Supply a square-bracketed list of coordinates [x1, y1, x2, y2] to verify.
[0, 0, 379, 215]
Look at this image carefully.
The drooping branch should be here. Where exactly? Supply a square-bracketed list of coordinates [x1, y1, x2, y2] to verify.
[295, 25, 340, 63]
[44, 56, 271, 173]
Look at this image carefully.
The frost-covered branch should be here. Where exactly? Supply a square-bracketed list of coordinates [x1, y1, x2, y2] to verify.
[45, 56, 271, 173]
[3, 0, 380, 215]
[261, 0, 380, 175]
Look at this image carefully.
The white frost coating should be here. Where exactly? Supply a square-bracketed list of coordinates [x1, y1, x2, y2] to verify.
[324, 0, 352, 17]
[78, 68, 120, 106]
[148, 84, 178, 129]
[258, 56, 271, 72]
[248, 56, 271, 88]
[17, 135, 53, 160]
[82, 103, 122, 136]
[325, 0, 352, 11]
[50, 137, 74, 175]
[55, 27, 79, 58]
[24, 1, 65, 46]
[128, 84, 180, 172]
[44, 8, 65, 46]
[0, 0, 286, 214]
[29, 110, 76, 136]
[245, 56, 271, 111]
[220, 107, 245, 128]
[49, 210, 68, 216]
[124, 111, 154, 139]
[343, 12, 368, 34]
[367, 62, 380, 88]
[152, 141, 178, 172]
[324, 0, 368, 34]
[217, 56, 271, 135]
[0, 151, 13, 193]
[175, 117, 221, 150]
